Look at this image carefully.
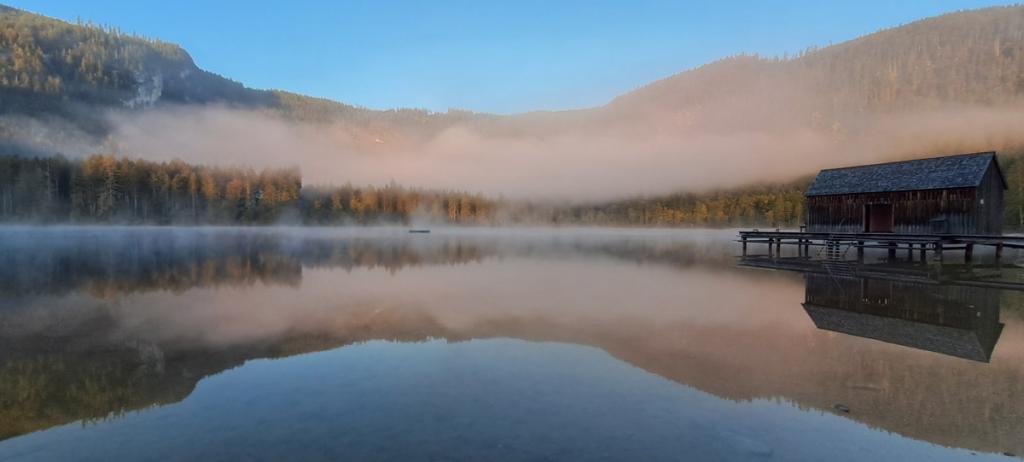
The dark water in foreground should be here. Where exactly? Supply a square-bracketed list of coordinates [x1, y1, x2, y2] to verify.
[0, 226, 1022, 461]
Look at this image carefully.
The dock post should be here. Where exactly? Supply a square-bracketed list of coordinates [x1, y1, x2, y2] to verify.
[996, 243, 1004, 262]
[965, 243, 973, 263]
[935, 242, 943, 262]
[803, 240, 809, 256]
[856, 241, 864, 262]
[887, 242, 897, 260]
[776, 238, 781, 256]
[906, 243, 913, 261]
[742, 236, 747, 256]
[768, 238, 774, 257]
[919, 243, 926, 262]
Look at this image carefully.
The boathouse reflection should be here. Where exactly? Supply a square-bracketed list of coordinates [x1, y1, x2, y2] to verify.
[803, 273, 1004, 362]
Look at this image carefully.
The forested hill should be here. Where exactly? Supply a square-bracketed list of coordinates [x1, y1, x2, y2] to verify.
[602, 5, 1024, 130]
[4, 4, 1024, 134]
[0, 4, 481, 137]
[0, 5, 269, 115]
[2, 4, 1024, 200]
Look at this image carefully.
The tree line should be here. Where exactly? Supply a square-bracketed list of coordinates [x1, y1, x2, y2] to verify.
[5, 151, 1024, 228]
[0, 154, 495, 225]
[0, 152, 808, 227]
[0, 152, 813, 228]
[301, 182, 495, 225]
[543, 184, 808, 228]
[571, 149, 1024, 230]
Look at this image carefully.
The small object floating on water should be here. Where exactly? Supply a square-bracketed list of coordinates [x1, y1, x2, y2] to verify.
[833, 403, 850, 413]
[408, 229, 431, 234]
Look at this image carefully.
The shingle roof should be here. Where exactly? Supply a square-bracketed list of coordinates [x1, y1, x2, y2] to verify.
[805, 152, 1002, 197]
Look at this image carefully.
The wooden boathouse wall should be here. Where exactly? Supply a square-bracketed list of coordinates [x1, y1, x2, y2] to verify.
[806, 189, 976, 234]
[977, 163, 1005, 235]
[805, 153, 1005, 235]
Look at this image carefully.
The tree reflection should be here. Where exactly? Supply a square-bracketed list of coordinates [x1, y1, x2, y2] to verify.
[0, 228, 734, 299]
[2, 230, 1023, 457]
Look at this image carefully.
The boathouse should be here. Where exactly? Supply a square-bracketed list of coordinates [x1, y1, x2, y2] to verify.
[804, 152, 1006, 235]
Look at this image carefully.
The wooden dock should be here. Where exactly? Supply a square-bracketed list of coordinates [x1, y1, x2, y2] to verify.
[738, 230, 1024, 263]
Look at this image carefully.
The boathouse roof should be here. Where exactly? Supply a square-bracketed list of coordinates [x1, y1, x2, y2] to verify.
[805, 152, 1004, 197]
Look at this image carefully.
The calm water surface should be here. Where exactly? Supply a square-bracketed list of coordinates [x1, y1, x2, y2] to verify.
[0, 226, 1022, 461]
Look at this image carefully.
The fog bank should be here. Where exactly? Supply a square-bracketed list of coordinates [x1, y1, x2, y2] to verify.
[98, 103, 1024, 200]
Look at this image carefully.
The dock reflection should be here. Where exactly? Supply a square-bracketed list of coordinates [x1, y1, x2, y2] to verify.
[742, 256, 1009, 362]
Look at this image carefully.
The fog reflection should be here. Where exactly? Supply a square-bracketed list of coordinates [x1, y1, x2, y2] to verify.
[1, 227, 1022, 457]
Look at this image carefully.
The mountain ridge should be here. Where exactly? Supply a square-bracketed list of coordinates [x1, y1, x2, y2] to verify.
[2, 4, 1024, 200]
[4, 4, 1024, 125]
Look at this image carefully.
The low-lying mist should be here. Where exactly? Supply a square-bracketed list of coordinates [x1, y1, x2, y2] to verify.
[4, 5, 1024, 203]
[3, 93, 1023, 202]
[100, 103, 1024, 201]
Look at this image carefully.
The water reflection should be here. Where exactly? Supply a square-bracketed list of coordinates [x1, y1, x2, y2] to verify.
[740, 255, 1014, 362]
[1, 227, 1022, 459]
[0, 227, 738, 442]
[0, 226, 733, 299]
[803, 273, 1004, 362]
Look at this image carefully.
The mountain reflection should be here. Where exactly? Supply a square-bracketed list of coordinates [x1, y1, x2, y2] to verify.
[1, 228, 1023, 457]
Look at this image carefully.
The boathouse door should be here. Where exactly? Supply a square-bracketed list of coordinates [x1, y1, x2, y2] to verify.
[865, 204, 893, 233]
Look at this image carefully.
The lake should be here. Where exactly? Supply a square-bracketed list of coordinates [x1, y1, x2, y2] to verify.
[0, 226, 1021, 461]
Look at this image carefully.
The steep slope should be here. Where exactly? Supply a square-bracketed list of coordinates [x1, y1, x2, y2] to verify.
[0, 5, 269, 116]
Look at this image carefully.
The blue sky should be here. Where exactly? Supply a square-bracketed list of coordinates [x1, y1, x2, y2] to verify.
[6, 0, 1016, 113]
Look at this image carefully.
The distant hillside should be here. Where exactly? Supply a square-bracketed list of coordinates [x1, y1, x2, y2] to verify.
[0, 5, 270, 118]
[5, 4, 1023, 131]
[2, 4, 1024, 198]
[603, 5, 1024, 132]
[0, 5, 484, 145]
